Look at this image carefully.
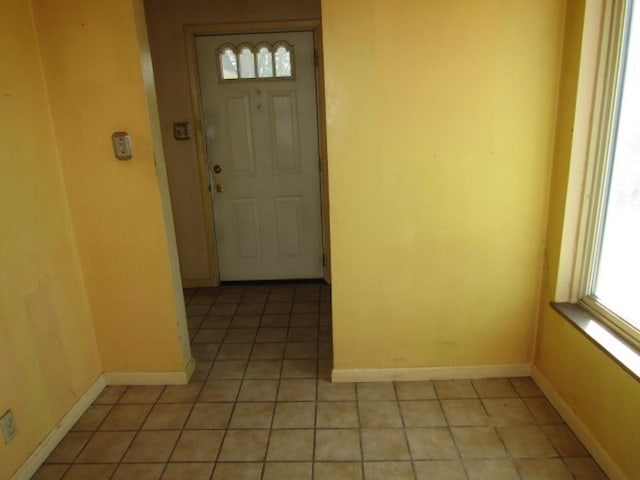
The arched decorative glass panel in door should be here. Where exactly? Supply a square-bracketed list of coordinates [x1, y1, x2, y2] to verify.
[238, 45, 256, 79]
[216, 42, 294, 82]
[256, 45, 274, 78]
[274, 44, 292, 77]
[219, 46, 238, 79]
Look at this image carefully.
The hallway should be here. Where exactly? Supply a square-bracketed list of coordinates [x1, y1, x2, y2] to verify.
[34, 283, 607, 479]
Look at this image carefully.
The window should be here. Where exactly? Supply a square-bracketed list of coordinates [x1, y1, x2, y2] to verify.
[577, 0, 640, 349]
[217, 42, 294, 81]
[238, 46, 256, 79]
[219, 46, 238, 80]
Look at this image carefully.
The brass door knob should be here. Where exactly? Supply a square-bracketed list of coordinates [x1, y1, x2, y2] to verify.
[215, 184, 224, 193]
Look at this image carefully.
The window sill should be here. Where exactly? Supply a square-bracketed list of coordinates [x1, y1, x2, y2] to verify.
[551, 302, 640, 380]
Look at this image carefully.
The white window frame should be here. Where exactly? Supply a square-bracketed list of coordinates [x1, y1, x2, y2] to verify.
[558, 0, 640, 352]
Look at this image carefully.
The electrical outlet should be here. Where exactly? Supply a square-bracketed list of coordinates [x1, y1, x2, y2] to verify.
[111, 131, 133, 160]
[0, 409, 17, 444]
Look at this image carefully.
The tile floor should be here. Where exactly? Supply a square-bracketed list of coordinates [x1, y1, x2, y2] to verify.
[34, 283, 608, 479]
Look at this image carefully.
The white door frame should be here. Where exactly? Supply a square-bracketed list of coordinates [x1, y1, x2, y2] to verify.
[185, 20, 331, 286]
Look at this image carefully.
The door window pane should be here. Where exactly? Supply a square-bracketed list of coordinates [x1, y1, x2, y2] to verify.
[239, 47, 256, 79]
[217, 42, 293, 81]
[257, 46, 274, 78]
[220, 47, 238, 79]
[274, 45, 292, 77]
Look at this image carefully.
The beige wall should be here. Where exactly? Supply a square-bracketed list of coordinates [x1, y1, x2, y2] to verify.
[32, 0, 190, 375]
[322, 0, 565, 370]
[144, 0, 321, 285]
[535, 1, 640, 477]
[0, 2, 101, 477]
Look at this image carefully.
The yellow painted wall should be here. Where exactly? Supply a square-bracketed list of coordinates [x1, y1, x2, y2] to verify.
[0, 1, 101, 477]
[144, 0, 321, 285]
[322, 0, 565, 369]
[32, 0, 190, 373]
[535, 1, 640, 477]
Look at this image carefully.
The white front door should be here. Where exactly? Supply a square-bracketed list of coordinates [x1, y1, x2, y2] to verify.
[196, 31, 324, 281]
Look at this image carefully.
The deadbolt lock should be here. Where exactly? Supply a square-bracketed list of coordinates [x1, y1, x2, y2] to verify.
[213, 164, 222, 174]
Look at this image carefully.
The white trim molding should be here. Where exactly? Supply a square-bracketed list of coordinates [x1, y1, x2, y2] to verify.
[531, 366, 626, 480]
[184, 356, 197, 382]
[10, 375, 107, 480]
[104, 358, 196, 386]
[331, 364, 532, 383]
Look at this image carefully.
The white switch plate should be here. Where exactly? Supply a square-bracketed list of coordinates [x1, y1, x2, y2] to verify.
[0, 409, 17, 444]
[111, 131, 132, 160]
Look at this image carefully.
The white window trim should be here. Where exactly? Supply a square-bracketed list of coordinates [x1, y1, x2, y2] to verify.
[555, 0, 640, 354]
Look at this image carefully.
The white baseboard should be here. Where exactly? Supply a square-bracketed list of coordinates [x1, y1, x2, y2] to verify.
[104, 363, 194, 386]
[331, 364, 532, 383]
[184, 356, 196, 382]
[10, 374, 106, 480]
[531, 367, 626, 480]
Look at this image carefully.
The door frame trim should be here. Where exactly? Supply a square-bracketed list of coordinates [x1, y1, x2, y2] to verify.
[184, 20, 331, 285]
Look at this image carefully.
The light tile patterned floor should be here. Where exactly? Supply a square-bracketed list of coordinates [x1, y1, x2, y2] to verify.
[34, 283, 608, 479]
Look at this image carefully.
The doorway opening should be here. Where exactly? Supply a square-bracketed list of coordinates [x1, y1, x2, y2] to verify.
[194, 30, 325, 282]
[184, 22, 330, 285]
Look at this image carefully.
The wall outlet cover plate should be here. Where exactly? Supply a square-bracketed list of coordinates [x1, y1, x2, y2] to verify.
[0, 409, 17, 444]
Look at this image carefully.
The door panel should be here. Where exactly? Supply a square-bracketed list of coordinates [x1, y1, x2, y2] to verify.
[275, 196, 303, 257]
[231, 198, 260, 258]
[270, 91, 299, 173]
[225, 95, 255, 174]
[196, 31, 323, 281]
